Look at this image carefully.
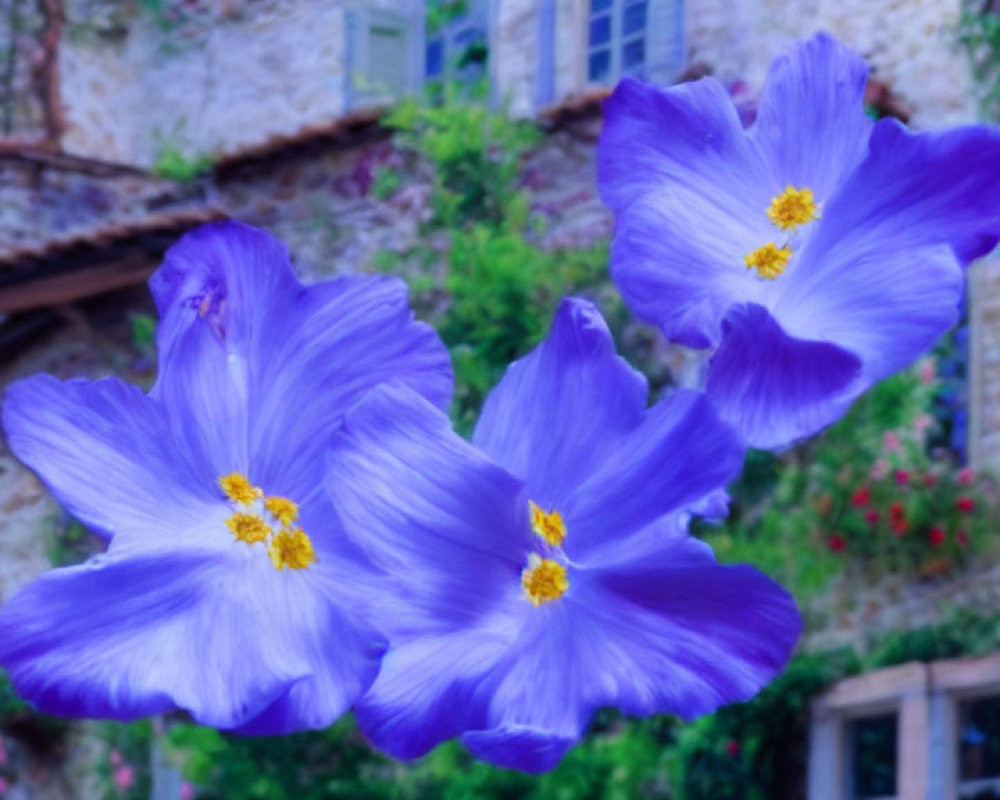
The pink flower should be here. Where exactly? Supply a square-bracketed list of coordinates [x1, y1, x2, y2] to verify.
[919, 358, 936, 384]
[929, 527, 946, 546]
[865, 509, 880, 525]
[895, 469, 910, 486]
[883, 431, 901, 452]
[956, 530, 970, 549]
[828, 535, 847, 552]
[180, 782, 195, 800]
[110, 749, 123, 767]
[870, 458, 890, 480]
[958, 467, 974, 486]
[914, 415, 934, 434]
[114, 765, 135, 794]
[924, 474, 937, 488]
[725, 739, 741, 757]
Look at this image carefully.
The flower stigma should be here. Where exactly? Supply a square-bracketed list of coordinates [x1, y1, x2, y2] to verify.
[521, 554, 568, 607]
[530, 500, 566, 546]
[217, 473, 317, 571]
[767, 185, 819, 231]
[745, 243, 792, 280]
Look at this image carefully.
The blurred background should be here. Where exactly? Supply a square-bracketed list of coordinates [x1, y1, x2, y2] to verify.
[0, 0, 999, 797]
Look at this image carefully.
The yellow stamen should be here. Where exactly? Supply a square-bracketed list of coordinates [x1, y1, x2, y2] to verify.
[745, 243, 792, 280]
[219, 473, 263, 504]
[529, 501, 566, 546]
[264, 496, 299, 527]
[521, 555, 568, 607]
[225, 513, 271, 545]
[269, 528, 318, 571]
[767, 185, 819, 231]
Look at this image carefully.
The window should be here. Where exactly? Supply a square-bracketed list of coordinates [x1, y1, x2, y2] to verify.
[959, 695, 1000, 799]
[586, 0, 684, 86]
[424, 0, 488, 87]
[345, 7, 422, 111]
[848, 713, 898, 800]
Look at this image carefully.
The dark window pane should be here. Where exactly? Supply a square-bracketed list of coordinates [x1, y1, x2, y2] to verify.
[590, 0, 612, 13]
[426, 38, 443, 77]
[623, 1, 647, 36]
[622, 37, 645, 75]
[589, 14, 611, 47]
[588, 49, 611, 83]
[960, 696, 1000, 781]
[851, 714, 898, 799]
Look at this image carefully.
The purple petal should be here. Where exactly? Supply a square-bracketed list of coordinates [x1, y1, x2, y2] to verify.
[462, 726, 576, 774]
[589, 545, 801, 720]
[598, 77, 770, 218]
[751, 33, 872, 200]
[0, 551, 382, 731]
[326, 382, 530, 633]
[149, 222, 452, 484]
[705, 303, 862, 449]
[563, 389, 744, 559]
[355, 628, 513, 760]
[472, 298, 648, 505]
[610, 194, 770, 348]
[2, 375, 215, 543]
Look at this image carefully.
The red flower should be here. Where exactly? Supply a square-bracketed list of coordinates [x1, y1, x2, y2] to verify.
[890, 502, 905, 518]
[895, 469, 910, 486]
[957, 496, 975, 513]
[929, 527, 946, 546]
[956, 530, 970, 549]
[851, 486, 871, 507]
[890, 517, 908, 537]
[865, 509, 880, 525]
[725, 739, 741, 758]
[924, 474, 937, 488]
[958, 467, 974, 486]
[828, 535, 847, 552]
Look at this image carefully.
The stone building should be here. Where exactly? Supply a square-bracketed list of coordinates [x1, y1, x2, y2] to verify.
[0, 0, 998, 798]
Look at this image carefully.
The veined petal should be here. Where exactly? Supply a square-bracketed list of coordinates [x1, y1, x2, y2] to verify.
[253, 274, 452, 495]
[705, 303, 862, 449]
[586, 552, 801, 721]
[599, 77, 770, 218]
[610, 193, 770, 348]
[325, 382, 529, 633]
[2, 375, 214, 543]
[752, 32, 872, 200]
[0, 550, 382, 731]
[563, 389, 744, 559]
[472, 298, 648, 506]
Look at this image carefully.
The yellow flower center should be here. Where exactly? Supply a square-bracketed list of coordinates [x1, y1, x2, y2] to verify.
[217, 473, 317, 571]
[530, 501, 566, 546]
[521, 555, 568, 607]
[766, 185, 819, 231]
[745, 243, 791, 280]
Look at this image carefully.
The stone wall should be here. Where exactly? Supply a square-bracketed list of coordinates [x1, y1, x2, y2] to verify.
[686, 0, 977, 128]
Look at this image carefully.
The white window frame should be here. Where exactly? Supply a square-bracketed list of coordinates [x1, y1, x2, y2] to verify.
[585, 0, 648, 85]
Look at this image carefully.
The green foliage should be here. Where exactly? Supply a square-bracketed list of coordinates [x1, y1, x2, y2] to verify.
[958, 3, 1000, 121]
[152, 145, 213, 182]
[426, 0, 469, 36]
[0, 671, 30, 723]
[45, 516, 101, 568]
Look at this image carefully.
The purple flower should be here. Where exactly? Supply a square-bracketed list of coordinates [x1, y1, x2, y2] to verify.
[326, 298, 801, 772]
[0, 221, 452, 732]
[599, 33, 1000, 449]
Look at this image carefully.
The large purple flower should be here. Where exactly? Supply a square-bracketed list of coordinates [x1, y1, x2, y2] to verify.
[599, 33, 1000, 449]
[325, 298, 801, 773]
[0, 221, 452, 733]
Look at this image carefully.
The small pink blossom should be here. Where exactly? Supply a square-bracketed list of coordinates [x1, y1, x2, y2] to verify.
[114, 765, 135, 794]
[882, 431, 901, 452]
[913, 415, 934, 434]
[110, 749, 123, 767]
[180, 782, 195, 800]
[870, 458, 890, 480]
[918, 358, 936, 384]
[958, 467, 974, 486]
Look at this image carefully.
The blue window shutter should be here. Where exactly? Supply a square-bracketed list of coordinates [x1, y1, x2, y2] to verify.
[535, 0, 556, 109]
[345, 8, 363, 111]
[645, 0, 685, 85]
